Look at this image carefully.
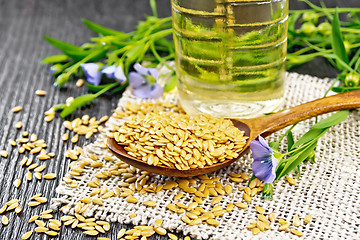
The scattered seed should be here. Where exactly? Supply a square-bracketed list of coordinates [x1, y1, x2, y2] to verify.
[252, 227, 260, 235]
[35, 227, 48, 233]
[0, 150, 8, 158]
[28, 215, 39, 222]
[62, 133, 69, 141]
[21, 231, 33, 240]
[117, 228, 126, 238]
[293, 214, 301, 227]
[268, 212, 276, 222]
[155, 227, 167, 235]
[26, 171, 32, 181]
[71, 135, 79, 143]
[234, 202, 248, 209]
[304, 214, 313, 224]
[279, 223, 291, 231]
[206, 218, 220, 226]
[255, 206, 265, 214]
[143, 201, 156, 207]
[76, 79, 84, 87]
[2, 215, 9, 225]
[45, 231, 58, 236]
[126, 196, 138, 203]
[291, 229, 304, 237]
[43, 173, 56, 179]
[35, 90, 47, 96]
[15, 121, 22, 129]
[12, 106, 22, 113]
[286, 176, 297, 185]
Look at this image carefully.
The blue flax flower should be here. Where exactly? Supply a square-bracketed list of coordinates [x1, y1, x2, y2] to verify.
[128, 63, 163, 99]
[101, 65, 127, 83]
[250, 136, 278, 184]
[81, 63, 101, 85]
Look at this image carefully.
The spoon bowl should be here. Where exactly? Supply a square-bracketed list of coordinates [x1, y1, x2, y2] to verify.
[107, 90, 360, 177]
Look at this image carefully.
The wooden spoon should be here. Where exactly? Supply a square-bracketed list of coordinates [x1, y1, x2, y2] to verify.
[107, 90, 360, 177]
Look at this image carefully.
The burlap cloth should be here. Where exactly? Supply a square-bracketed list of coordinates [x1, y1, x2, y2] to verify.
[52, 70, 360, 240]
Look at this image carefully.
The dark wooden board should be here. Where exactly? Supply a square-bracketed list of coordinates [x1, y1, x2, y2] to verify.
[0, 0, 359, 239]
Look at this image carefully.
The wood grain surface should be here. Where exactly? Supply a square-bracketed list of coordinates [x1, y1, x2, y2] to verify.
[0, 0, 359, 239]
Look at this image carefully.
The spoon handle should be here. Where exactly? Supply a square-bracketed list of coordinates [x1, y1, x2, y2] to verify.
[250, 89, 360, 137]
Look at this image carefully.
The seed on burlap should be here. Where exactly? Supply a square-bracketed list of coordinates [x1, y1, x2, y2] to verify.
[304, 214, 313, 224]
[286, 176, 297, 185]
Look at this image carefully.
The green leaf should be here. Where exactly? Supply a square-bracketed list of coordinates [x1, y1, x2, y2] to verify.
[276, 140, 318, 179]
[150, 0, 158, 18]
[287, 131, 294, 152]
[60, 94, 97, 118]
[41, 54, 69, 64]
[85, 82, 115, 92]
[82, 19, 128, 37]
[290, 128, 328, 150]
[44, 36, 107, 61]
[312, 110, 349, 129]
[331, 86, 360, 93]
[331, 9, 349, 66]
[164, 74, 177, 92]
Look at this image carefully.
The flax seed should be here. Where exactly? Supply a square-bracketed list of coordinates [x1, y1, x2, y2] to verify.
[21, 231, 33, 240]
[0, 150, 8, 158]
[304, 214, 313, 224]
[286, 176, 297, 185]
[293, 214, 301, 227]
[12, 106, 22, 113]
[35, 90, 47, 96]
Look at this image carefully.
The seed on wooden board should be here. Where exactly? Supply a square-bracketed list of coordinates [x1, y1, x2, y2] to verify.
[13, 179, 21, 188]
[45, 231, 58, 236]
[12, 106, 22, 113]
[84, 230, 99, 236]
[43, 173, 56, 179]
[286, 176, 297, 185]
[2, 215, 9, 225]
[15, 207, 21, 213]
[168, 233, 178, 240]
[21, 231, 33, 240]
[0, 150, 8, 158]
[71, 135, 79, 143]
[62, 133, 69, 141]
[26, 171, 32, 181]
[35, 90, 47, 96]
[28, 215, 39, 222]
[35, 227, 48, 233]
[76, 79, 84, 87]
[304, 214, 313, 224]
[117, 228, 126, 238]
[9, 139, 17, 146]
